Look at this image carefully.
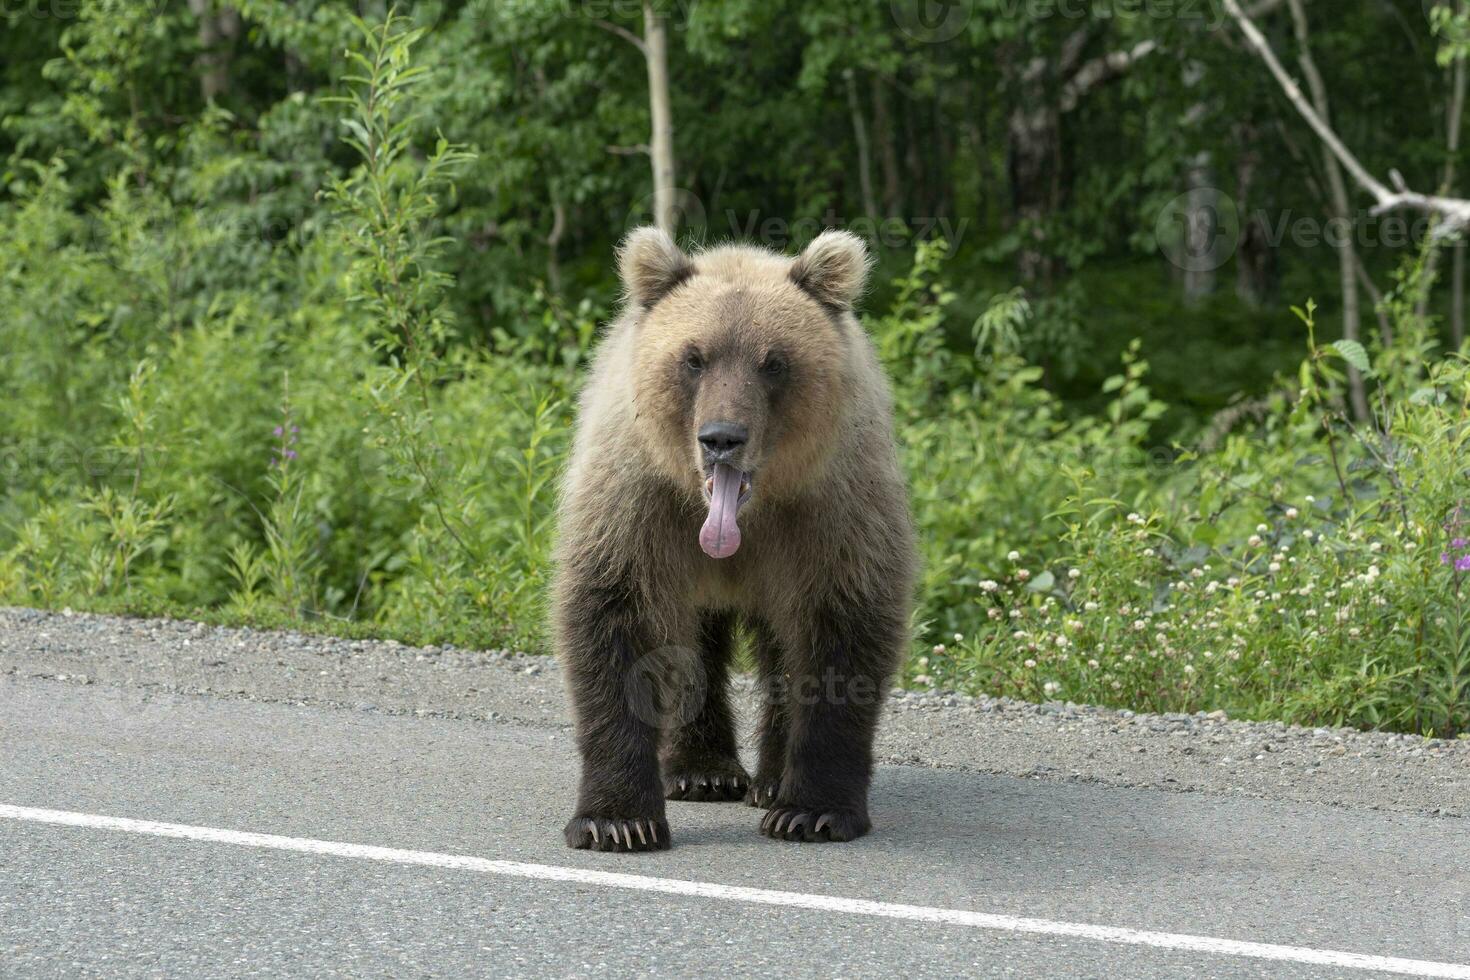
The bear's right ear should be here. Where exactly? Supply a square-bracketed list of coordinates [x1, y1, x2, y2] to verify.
[618, 226, 694, 310]
[790, 229, 872, 312]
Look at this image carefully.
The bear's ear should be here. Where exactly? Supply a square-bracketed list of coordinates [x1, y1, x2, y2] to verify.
[618, 226, 694, 310]
[790, 229, 872, 311]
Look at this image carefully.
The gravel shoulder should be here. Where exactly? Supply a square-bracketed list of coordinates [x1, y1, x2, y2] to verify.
[2, 605, 1466, 819]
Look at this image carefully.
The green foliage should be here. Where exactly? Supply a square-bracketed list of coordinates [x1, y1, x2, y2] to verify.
[896, 248, 1470, 737]
[2, 3, 1470, 737]
[0, 10, 571, 651]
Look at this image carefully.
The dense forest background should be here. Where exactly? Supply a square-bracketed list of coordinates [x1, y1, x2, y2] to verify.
[4, 0, 1465, 405]
[3, 1, 1470, 735]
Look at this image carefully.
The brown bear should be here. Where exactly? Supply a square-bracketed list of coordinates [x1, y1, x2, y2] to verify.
[553, 227, 915, 851]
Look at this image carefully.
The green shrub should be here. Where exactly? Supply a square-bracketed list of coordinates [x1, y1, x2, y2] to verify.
[888, 252, 1470, 737]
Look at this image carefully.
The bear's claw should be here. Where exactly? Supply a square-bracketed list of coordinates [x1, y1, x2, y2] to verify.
[664, 767, 749, 802]
[759, 806, 870, 843]
[743, 779, 782, 809]
[564, 814, 671, 852]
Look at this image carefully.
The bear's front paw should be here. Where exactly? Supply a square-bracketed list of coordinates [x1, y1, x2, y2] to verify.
[663, 764, 750, 802]
[743, 777, 782, 809]
[759, 806, 870, 843]
[564, 814, 671, 852]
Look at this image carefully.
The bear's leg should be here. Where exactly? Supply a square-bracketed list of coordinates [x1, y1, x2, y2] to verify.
[744, 620, 787, 809]
[561, 585, 671, 852]
[661, 611, 751, 801]
[759, 607, 898, 843]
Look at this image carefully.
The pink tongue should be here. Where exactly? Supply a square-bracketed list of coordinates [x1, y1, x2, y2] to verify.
[699, 463, 743, 559]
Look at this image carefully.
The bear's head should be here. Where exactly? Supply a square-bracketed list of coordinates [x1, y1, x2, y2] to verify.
[618, 226, 872, 560]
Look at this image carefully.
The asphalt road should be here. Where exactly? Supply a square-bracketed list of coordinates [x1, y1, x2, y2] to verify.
[2, 673, 1469, 979]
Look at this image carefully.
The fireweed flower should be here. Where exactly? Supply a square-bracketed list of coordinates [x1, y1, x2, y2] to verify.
[271, 413, 301, 469]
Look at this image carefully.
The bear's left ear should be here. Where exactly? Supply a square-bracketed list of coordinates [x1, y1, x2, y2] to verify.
[790, 229, 872, 311]
[618, 226, 694, 310]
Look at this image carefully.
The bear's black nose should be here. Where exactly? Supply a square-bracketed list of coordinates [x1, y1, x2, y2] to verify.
[698, 421, 748, 461]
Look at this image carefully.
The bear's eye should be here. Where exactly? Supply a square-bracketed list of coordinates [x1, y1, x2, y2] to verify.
[683, 351, 706, 374]
[760, 354, 788, 378]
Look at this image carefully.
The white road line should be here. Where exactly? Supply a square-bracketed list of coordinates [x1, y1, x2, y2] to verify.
[3, 804, 1466, 979]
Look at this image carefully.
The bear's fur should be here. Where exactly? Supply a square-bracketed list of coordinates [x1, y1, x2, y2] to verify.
[554, 227, 915, 851]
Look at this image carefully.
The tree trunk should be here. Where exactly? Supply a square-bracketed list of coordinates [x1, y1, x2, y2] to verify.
[933, 93, 953, 220]
[1181, 151, 1218, 302]
[186, 0, 239, 102]
[844, 70, 878, 220]
[1417, 3, 1469, 324]
[1233, 123, 1277, 306]
[1445, 11, 1468, 343]
[643, 2, 676, 234]
[1287, 0, 1369, 421]
[1003, 33, 1154, 287]
[285, 50, 304, 94]
[546, 193, 567, 294]
[1007, 101, 1060, 286]
[872, 76, 902, 218]
[903, 98, 928, 223]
